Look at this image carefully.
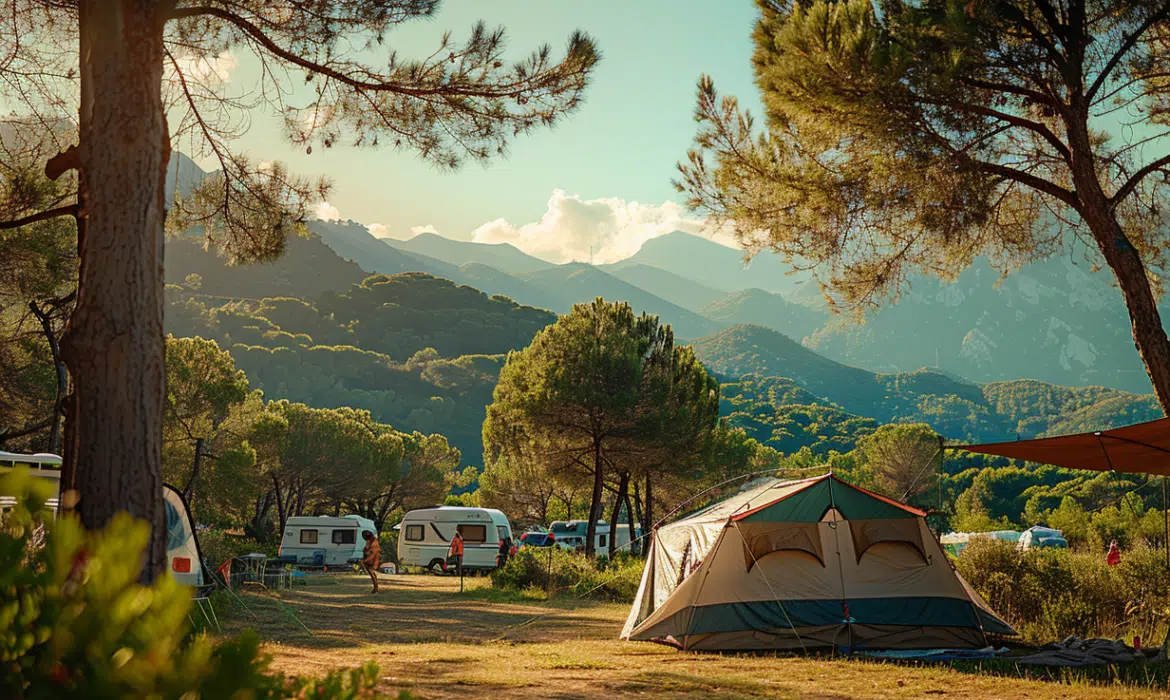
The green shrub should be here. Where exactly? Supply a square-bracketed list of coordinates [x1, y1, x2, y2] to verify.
[0, 470, 407, 699]
[957, 538, 1170, 644]
[199, 530, 276, 568]
[490, 547, 643, 603]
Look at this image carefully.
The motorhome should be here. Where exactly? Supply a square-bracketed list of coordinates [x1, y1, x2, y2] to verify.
[1, 452, 206, 586]
[277, 515, 377, 568]
[397, 506, 512, 572]
[548, 519, 642, 552]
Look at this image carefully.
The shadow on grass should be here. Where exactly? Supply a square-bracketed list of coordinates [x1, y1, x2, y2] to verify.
[946, 658, 1170, 691]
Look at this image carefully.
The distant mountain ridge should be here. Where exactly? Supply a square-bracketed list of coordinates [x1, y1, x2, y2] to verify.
[387, 232, 552, 274]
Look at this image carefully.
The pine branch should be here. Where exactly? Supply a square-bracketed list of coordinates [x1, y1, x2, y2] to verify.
[0, 204, 78, 230]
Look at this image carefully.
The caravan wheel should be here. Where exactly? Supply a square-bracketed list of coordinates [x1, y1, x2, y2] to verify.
[427, 558, 446, 575]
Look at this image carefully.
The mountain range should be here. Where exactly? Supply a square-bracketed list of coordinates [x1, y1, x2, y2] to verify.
[163, 153, 1165, 397]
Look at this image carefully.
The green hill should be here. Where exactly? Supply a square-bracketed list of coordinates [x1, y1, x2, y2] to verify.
[164, 232, 365, 301]
[516, 263, 719, 339]
[599, 263, 725, 312]
[700, 288, 827, 341]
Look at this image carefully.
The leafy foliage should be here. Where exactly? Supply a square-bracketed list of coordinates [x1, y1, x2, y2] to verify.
[0, 471, 400, 698]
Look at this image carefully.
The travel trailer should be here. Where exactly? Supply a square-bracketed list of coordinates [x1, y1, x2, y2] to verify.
[397, 506, 512, 572]
[0, 451, 207, 586]
[277, 515, 377, 568]
[548, 519, 641, 552]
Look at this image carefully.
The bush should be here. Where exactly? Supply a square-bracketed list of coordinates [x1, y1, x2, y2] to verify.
[490, 547, 643, 603]
[956, 538, 1170, 644]
[0, 469, 407, 699]
[199, 530, 276, 568]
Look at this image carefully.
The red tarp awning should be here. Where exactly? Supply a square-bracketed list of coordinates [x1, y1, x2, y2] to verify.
[952, 417, 1170, 475]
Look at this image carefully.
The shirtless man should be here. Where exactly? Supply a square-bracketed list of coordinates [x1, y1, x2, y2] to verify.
[361, 530, 381, 594]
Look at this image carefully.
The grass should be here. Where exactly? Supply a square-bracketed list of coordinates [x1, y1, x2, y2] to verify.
[215, 573, 1170, 699]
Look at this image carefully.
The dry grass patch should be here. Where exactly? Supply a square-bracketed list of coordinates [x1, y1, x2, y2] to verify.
[215, 573, 1170, 699]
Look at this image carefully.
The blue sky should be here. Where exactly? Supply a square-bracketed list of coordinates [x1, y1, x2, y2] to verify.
[208, 1, 764, 258]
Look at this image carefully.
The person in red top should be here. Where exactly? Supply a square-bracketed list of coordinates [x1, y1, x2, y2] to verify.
[1107, 539, 1121, 567]
[447, 531, 464, 575]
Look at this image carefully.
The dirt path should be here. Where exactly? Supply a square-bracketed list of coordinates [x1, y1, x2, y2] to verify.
[221, 573, 1169, 699]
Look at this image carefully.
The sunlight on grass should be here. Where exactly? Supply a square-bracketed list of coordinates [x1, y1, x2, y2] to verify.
[211, 574, 1170, 699]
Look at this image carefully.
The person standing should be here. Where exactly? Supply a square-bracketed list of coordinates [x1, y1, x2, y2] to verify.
[497, 535, 512, 569]
[361, 530, 381, 594]
[447, 531, 464, 577]
[1107, 539, 1121, 567]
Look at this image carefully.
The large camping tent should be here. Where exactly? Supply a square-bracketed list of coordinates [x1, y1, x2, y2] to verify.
[622, 474, 1015, 651]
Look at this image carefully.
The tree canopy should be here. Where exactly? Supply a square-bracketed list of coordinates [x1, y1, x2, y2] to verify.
[680, 0, 1170, 411]
[0, 0, 598, 577]
[483, 298, 720, 556]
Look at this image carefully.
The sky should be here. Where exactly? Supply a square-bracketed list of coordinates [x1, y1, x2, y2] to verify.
[195, 1, 764, 264]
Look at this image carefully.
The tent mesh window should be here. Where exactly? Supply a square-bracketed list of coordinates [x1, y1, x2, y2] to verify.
[848, 519, 928, 565]
[738, 522, 824, 570]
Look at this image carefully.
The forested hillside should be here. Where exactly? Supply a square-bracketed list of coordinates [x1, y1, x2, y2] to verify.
[698, 324, 1159, 447]
[164, 273, 555, 464]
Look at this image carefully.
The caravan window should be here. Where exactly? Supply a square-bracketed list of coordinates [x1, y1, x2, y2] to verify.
[497, 526, 509, 541]
[458, 524, 487, 543]
[332, 529, 355, 545]
[599, 534, 608, 548]
[300, 529, 319, 544]
[404, 525, 424, 542]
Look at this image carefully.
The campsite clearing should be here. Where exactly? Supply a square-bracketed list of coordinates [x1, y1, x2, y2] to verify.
[219, 574, 1169, 699]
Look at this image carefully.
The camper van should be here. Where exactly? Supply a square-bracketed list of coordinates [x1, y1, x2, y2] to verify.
[548, 520, 641, 552]
[277, 515, 377, 568]
[397, 506, 512, 572]
[1, 452, 206, 586]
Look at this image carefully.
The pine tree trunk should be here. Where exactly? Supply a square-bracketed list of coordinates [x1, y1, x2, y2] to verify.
[641, 475, 653, 544]
[608, 471, 629, 558]
[61, 0, 174, 580]
[1068, 119, 1170, 414]
[584, 438, 604, 557]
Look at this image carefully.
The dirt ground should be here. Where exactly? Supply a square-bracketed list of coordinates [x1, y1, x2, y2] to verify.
[217, 573, 1170, 699]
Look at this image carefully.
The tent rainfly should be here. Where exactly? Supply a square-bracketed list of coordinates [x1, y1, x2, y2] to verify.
[951, 417, 1170, 475]
[621, 474, 1015, 651]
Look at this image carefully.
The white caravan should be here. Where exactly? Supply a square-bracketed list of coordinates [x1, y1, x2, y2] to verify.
[548, 520, 642, 552]
[397, 506, 512, 572]
[1, 452, 207, 587]
[277, 515, 377, 568]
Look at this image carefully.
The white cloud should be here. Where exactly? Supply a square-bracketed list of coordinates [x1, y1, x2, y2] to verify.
[368, 223, 390, 238]
[171, 50, 238, 85]
[314, 200, 341, 222]
[410, 224, 439, 237]
[470, 190, 735, 264]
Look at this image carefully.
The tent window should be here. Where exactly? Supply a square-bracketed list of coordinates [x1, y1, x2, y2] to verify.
[849, 518, 928, 565]
[300, 529, 318, 545]
[458, 524, 487, 543]
[404, 525, 424, 542]
[332, 529, 355, 545]
[738, 522, 824, 571]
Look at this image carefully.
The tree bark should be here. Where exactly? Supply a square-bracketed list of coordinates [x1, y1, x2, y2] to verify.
[61, 0, 174, 580]
[1067, 117, 1170, 413]
[622, 483, 636, 555]
[272, 473, 287, 534]
[641, 474, 653, 542]
[584, 437, 604, 557]
[184, 437, 203, 505]
[608, 471, 629, 558]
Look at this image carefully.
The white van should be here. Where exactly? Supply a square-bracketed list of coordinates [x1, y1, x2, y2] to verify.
[397, 506, 512, 573]
[277, 515, 377, 568]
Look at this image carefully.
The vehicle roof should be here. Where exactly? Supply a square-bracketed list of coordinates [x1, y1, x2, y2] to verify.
[0, 452, 63, 468]
[286, 515, 374, 527]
